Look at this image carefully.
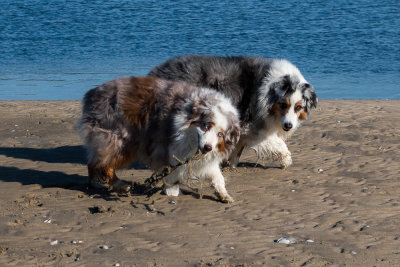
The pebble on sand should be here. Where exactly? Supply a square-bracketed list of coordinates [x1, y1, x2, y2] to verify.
[275, 237, 296, 244]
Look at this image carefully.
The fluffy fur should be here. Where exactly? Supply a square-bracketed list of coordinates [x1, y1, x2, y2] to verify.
[78, 76, 240, 203]
[149, 55, 318, 168]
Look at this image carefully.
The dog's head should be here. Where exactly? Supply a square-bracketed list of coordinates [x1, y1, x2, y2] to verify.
[189, 93, 241, 159]
[256, 59, 318, 133]
[269, 75, 317, 132]
[259, 72, 317, 133]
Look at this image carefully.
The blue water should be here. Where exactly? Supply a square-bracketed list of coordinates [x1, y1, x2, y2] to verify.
[1, 0, 399, 100]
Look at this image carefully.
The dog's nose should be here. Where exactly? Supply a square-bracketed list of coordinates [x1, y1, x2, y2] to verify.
[283, 122, 292, 131]
[203, 144, 212, 153]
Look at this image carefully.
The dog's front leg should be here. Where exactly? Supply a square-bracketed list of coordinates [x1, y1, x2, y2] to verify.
[163, 165, 184, 196]
[208, 165, 234, 203]
[254, 134, 292, 169]
[274, 136, 292, 169]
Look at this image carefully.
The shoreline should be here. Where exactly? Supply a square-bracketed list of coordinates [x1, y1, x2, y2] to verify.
[1, 99, 399, 266]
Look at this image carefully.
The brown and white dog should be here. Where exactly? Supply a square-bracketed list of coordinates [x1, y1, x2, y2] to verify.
[149, 55, 318, 168]
[78, 76, 240, 202]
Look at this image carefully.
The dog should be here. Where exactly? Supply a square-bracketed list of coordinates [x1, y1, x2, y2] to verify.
[78, 76, 240, 203]
[149, 55, 318, 168]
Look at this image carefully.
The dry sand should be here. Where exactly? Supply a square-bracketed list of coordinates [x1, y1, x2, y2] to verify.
[0, 100, 399, 266]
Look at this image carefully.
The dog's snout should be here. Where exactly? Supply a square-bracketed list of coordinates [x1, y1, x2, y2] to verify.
[283, 122, 293, 131]
[203, 144, 212, 153]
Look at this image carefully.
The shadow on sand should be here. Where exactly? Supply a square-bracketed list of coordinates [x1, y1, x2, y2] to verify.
[0, 145, 272, 202]
[0, 145, 87, 165]
[0, 145, 123, 200]
[0, 166, 124, 200]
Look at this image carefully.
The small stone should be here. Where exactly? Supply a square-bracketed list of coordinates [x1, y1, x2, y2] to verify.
[169, 200, 176, 205]
[100, 245, 109, 250]
[50, 240, 58, 246]
[44, 219, 51, 223]
[114, 264, 120, 267]
[230, 246, 235, 250]
[275, 237, 296, 244]
[351, 251, 357, 255]
[291, 189, 295, 192]
[360, 225, 370, 231]
[318, 168, 323, 173]
[306, 239, 314, 243]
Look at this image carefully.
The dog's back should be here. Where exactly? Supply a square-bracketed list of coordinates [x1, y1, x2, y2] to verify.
[149, 55, 273, 122]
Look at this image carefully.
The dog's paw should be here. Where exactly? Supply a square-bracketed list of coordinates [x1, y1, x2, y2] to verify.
[280, 153, 292, 169]
[227, 153, 240, 168]
[216, 192, 234, 203]
[111, 180, 132, 193]
[221, 161, 237, 171]
[89, 176, 110, 190]
[164, 184, 183, 196]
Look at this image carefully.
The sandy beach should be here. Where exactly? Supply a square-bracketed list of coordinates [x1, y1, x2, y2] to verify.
[0, 100, 399, 266]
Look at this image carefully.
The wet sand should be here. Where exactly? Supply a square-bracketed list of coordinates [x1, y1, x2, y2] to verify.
[0, 100, 399, 266]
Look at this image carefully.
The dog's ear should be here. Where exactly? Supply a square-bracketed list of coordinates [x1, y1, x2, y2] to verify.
[187, 100, 211, 126]
[224, 111, 241, 147]
[225, 126, 240, 146]
[300, 83, 318, 111]
[267, 75, 295, 104]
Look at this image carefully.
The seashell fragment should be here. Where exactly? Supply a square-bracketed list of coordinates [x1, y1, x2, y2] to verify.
[275, 237, 296, 244]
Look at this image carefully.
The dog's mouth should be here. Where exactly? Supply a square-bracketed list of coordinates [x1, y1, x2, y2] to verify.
[190, 148, 204, 161]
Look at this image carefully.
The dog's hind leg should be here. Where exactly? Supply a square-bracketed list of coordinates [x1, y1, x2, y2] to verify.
[88, 163, 108, 189]
[88, 163, 131, 193]
[227, 143, 245, 168]
[107, 167, 131, 193]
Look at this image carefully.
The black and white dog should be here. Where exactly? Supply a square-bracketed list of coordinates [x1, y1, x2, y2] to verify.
[149, 55, 318, 168]
[78, 76, 240, 202]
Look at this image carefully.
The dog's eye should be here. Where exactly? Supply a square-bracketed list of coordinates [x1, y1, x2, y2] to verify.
[280, 103, 288, 109]
[217, 132, 224, 137]
[295, 105, 302, 112]
[204, 124, 211, 132]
